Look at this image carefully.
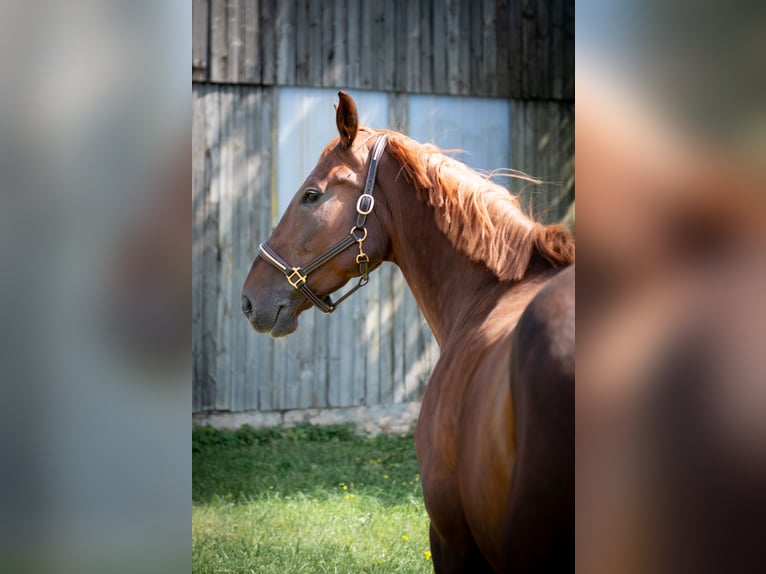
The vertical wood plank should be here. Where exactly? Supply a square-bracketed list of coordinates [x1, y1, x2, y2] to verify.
[365, 270, 382, 407]
[482, 0, 497, 96]
[313, 312, 329, 408]
[332, 0, 348, 88]
[495, 0, 510, 97]
[201, 87, 221, 410]
[243, 0, 261, 83]
[469, 0, 482, 95]
[308, 0, 323, 86]
[445, 0, 461, 95]
[432, 0, 448, 94]
[192, 0, 210, 81]
[392, 0, 407, 91]
[260, 0, 276, 84]
[327, 296, 343, 406]
[295, 0, 310, 85]
[562, 0, 574, 99]
[521, 0, 538, 99]
[192, 86, 206, 411]
[458, 0, 471, 95]
[509, 0, 522, 97]
[419, 0, 433, 94]
[227, 0, 242, 83]
[373, 0, 389, 90]
[321, 0, 337, 87]
[345, 0, 361, 88]
[213, 88, 232, 410]
[378, 264, 394, 404]
[406, 0, 422, 92]
[391, 269, 406, 402]
[538, 0, 550, 100]
[276, 0, 296, 85]
[359, 0, 373, 88]
[550, 0, 563, 99]
[210, 0, 228, 82]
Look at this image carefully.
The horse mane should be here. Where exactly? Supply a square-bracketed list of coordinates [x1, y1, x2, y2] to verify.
[382, 131, 575, 281]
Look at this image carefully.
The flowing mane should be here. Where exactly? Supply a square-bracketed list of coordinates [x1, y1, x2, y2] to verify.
[382, 132, 575, 281]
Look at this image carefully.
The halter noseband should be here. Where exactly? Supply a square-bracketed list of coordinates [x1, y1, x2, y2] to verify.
[257, 134, 388, 314]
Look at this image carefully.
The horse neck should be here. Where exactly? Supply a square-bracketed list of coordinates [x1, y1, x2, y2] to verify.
[377, 174, 514, 347]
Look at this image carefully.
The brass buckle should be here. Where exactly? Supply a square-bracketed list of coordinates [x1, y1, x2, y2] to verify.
[286, 268, 307, 288]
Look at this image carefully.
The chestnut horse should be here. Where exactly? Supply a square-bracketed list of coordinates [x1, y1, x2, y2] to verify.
[241, 91, 575, 572]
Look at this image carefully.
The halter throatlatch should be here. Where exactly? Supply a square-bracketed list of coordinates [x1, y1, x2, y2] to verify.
[257, 134, 388, 314]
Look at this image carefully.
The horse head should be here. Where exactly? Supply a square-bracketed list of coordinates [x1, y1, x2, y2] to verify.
[241, 91, 391, 337]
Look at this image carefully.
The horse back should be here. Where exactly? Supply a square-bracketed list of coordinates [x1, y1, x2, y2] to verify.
[504, 264, 575, 572]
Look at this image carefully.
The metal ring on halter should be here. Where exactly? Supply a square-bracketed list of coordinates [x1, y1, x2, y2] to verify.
[356, 193, 375, 215]
[350, 226, 368, 242]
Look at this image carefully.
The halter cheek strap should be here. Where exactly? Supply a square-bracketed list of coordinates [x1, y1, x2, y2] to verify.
[257, 134, 388, 314]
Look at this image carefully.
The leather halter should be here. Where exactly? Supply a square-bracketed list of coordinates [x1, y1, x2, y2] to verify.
[257, 134, 388, 314]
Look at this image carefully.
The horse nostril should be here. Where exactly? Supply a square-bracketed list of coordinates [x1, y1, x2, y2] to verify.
[241, 294, 253, 317]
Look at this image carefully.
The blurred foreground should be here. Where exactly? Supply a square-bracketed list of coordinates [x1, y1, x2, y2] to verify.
[577, 2, 766, 572]
[0, 1, 190, 573]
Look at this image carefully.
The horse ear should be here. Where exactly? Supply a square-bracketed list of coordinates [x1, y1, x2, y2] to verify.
[335, 90, 358, 148]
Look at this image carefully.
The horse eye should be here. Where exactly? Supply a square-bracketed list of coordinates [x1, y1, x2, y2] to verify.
[303, 190, 321, 204]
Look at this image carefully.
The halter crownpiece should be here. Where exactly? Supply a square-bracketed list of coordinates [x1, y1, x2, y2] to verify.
[258, 134, 389, 314]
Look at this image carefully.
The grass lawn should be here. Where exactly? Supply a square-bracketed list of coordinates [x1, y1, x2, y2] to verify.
[193, 424, 433, 573]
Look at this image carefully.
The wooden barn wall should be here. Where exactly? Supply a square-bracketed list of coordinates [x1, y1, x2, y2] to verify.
[192, 0, 574, 414]
[192, 0, 574, 100]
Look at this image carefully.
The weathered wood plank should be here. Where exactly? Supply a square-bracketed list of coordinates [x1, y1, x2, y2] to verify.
[359, 0, 373, 88]
[445, 0, 461, 94]
[308, 0, 323, 86]
[321, 0, 337, 87]
[192, 87, 207, 411]
[458, 0, 471, 95]
[276, 0, 296, 85]
[509, 0, 523, 97]
[200, 88, 221, 410]
[469, 0, 482, 95]
[521, 0, 539, 98]
[365, 270, 382, 407]
[495, 0, 510, 97]
[192, 0, 210, 81]
[550, 0, 563, 99]
[391, 268, 406, 403]
[332, 0, 348, 88]
[406, 0, 422, 92]
[432, 0, 448, 94]
[562, 0, 574, 99]
[378, 264, 394, 404]
[210, 0, 228, 82]
[227, 0, 243, 83]
[419, 0, 433, 94]
[313, 310, 329, 408]
[345, 0, 360, 88]
[231, 87, 253, 411]
[243, 0, 261, 83]
[260, 0, 276, 84]
[482, 0, 497, 96]
[295, 0, 310, 85]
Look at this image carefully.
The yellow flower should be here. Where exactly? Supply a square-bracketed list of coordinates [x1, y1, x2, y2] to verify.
[342, 484, 348, 491]
[383, 475, 389, 479]
[401, 535, 409, 541]
[349, 494, 355, 499]
[424, 550, 432, 560]
[344, 494, 350, 500]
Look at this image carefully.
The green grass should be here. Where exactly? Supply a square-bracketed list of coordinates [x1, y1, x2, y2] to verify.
[193, 424, 433, 573]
